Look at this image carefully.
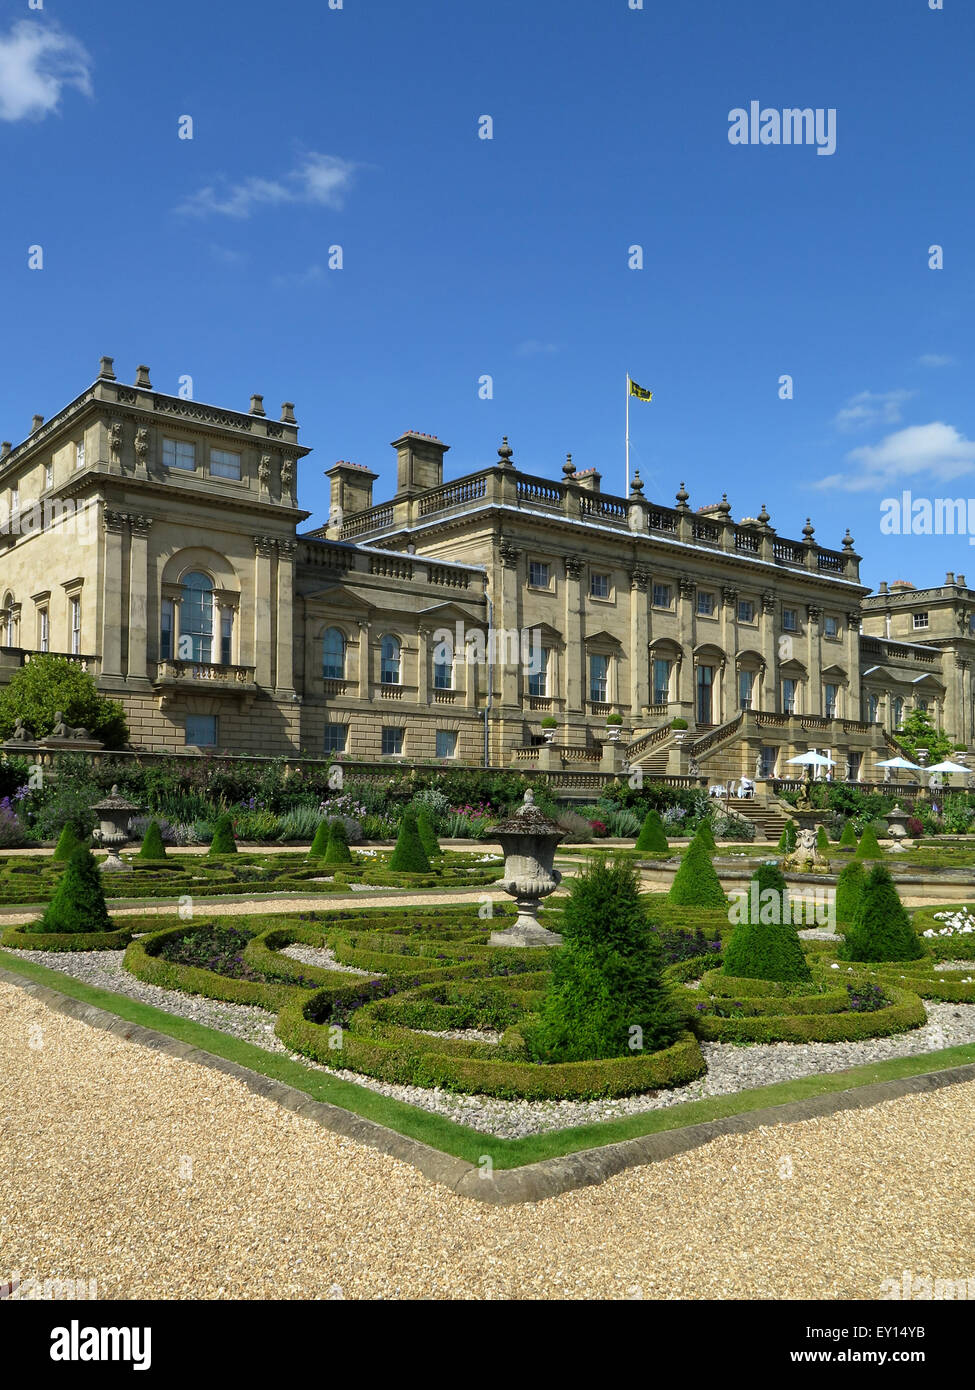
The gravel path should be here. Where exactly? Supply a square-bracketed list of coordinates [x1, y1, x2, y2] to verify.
[3, 978, 975, 1300]
[280, 943, 377, 977]
[8, 947, 975, 1140]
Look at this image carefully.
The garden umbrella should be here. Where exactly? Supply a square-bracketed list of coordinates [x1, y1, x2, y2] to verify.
[876, 756, 921, 770]
[785, 752, 835, 766]
[924, 759, 969, 774]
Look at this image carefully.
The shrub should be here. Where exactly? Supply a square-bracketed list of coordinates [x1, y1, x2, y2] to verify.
[415, 807, 441, 859]
[308, 820, 330, 857]
[0, 654, 128, 747]
[0, 797, 27, 849]
[137, 820, 167, 860]
[777, 820, 797, 852]
[906, 817, 923, 838]
[52, 822, 81, 862]
[541, 716, 558, 729]
[208, 813, 238, 856]
[839, 865, 925, 962]
[526, 857, 683, 1063]
[635, 808, 669, 853]
[555, 807, 593, 842]
[670, 717, 688, 729]
[816, 825, 830, 855]
[855, 824, 883, 860]
[668, 836, 727, 909]
[693, 818, 716, 854]
[389, 809, 431, 873]
[835, 860, 866, 924]
[28, 846, 112, 935]
[324, 819, 353, 865]
[839, 819, 857, 848]
[722, 864, 812, 983]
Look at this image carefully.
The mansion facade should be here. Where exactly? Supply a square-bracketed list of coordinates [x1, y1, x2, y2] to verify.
[2, 358, 974, 786]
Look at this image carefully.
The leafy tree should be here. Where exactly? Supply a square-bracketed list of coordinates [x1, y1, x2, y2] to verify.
[308, 820, 330, 857]
[895, 708, 953, 765]
[28, 846, 112, 934]
[208, 813, 237, 855]
[527, 857, 683, 1062]
[835, 861, 865, 924]
[137, 820, 167, 860]
[668, 834, 727, 908]
[855, 824, 883, 860]
[722, 863, 812, 983]
[635, 808, 668, 852]
[389, 809, 431, 873]
[52, 823, 81, 862]
[839, 865, 924, 962]
[324, 818, 353, 865]
[0, 655, 127, 747]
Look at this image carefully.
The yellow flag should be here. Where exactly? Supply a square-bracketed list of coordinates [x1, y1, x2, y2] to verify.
[629, 378, 653, 401]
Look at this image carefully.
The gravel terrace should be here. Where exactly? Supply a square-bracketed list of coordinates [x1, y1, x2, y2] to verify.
[8, 946, 975, 1141]
[2, 978, 975, 1300]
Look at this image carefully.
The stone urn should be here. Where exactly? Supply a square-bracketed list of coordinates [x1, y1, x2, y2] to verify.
[91, 785, 140, 872]
[488, 789, 565, 947]
[885, 803, 911, 840]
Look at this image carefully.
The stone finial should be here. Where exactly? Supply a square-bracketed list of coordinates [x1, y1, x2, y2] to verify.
[718, 493, 732, 516]
[946, 571, 956, 585]
[842, 529, 855, 551]
[1, 441, 10, 458]
[802, 517, 815, 540]
[31, 414, 44, 433]
[630, 470, 644, 495]
[878, 580, 888, 594]
[675, 481, 689, 508]
[959, 573, 967, 588]
[280, 402, 297, 424]
[249, 394, 266, 416]
[758, 502, 770, 525]
[562, 452, 576, 477]
[98, 356, 116, 380]
[497, 436, 513, 465]
[135, 365, 152, 388]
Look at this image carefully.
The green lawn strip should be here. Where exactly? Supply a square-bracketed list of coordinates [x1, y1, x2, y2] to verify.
[3, 945, 975, 1171]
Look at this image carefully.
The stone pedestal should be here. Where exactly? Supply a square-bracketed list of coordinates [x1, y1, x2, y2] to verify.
[488, 790, 565, 947]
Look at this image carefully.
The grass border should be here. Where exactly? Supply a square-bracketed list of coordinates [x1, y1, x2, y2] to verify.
[5, 945, 975, 1198]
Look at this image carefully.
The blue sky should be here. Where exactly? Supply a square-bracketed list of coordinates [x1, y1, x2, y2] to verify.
[0, 0, 971, 591]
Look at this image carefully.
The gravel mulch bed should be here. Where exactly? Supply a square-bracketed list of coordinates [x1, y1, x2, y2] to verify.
[280, 943, 378, 976]
[9, 947, 975, 1141]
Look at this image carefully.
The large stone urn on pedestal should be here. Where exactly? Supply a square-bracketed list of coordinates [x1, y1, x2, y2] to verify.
[91, 785, 140, 872]
[488, 790, 565, 947]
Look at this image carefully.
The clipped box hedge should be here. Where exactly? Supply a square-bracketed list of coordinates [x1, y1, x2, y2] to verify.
[691, 984, 926, 1043]
[1, 925, 133, 952]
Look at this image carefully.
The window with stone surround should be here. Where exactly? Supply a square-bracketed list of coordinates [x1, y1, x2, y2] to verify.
[322, 627, 345, 680]
[210, 448, 242, 481]
[163, 438, 195, 471]
[737, 599, 755, 624]
[783, 608, 798, 632]
[528, 560, 551, 590]
[590, 572, 611, 600]
[323, 723, 347, 753]
[528, 648, 550, 697]
[380, 635, 401, 684]
[436, 730, 457, 758]
[652, 583, 672, 609]
[696, 590, 716, 617]
[913, 612, 929, 630]
[185, 714, 217, 747]
[824, 615, 839, 639]
[381, 726, 404, 755]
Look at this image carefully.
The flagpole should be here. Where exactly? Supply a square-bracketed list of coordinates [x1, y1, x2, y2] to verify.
[625, 373, 630, 497]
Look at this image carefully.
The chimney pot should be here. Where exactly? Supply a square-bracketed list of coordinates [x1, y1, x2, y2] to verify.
[135, 364, 152, 388]
[1, 441, 10, 457]
[31, 415, 44, 433]
[249, 393, 266, 416]
[98, 355, 116, 380]
[280, 402, 296, 424]
[959, 574, 967, 587]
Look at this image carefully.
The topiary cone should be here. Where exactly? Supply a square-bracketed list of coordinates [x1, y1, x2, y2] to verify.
[668, 835, 727, 908]
[839, 864, 924, 961]
[137, 820, 167, 860]
[415, 806, 441, 859]
[324, 818, 353, 865]
[208, 813, 238, 855]
[694, 818, 716, 853]
[389, 809, 431, 873]
[31, 846, 112, 934]
[635, 809, 668, 853]
[839, 819, 857, 848]
[722, 863, 812, 983]
[309, 820, 330, 857]
[52, 823, 81, 862]
[835, 860, 866, 924]
[854, 824, 883, 860]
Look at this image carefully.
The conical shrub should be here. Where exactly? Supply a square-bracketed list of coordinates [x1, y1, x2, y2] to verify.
[777, 820, 797, 852]
[52, 823, 81, 862]
[835, 861, 865, 924]
[816, 825, 830, 855]
[389, 809, 431, 873]
[208, 813, 237, 855]
[29, 846, 112, 934]
[668, 835, 727, 908]
[527, 857, 683, 1062]
[415, 806, 441, 859]
[839, 864, 924, 961]
[137, 820, 167, 860]
[722, 863, 811, 983]
[694, 817, 716, 853]
[635, 808, 668, 853]
[309, 820, 330, 857]
[839, 819, 857, 848]
[854, 824, 883, 860]
[324, 818, 353, 865]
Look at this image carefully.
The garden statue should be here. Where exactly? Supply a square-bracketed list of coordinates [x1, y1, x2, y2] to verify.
[8, 719, 33, 743]
[782, 823, 830, 875]
[488, 789, 565, 947]
[50, 710, 92, 740]
[91, 784, 140, 872]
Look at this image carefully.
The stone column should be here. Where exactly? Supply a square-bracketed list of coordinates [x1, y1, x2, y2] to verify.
[417, 626, 431, 707]
[275, 540, 296, 696]
[677, 578, 696, 716]
[721, 586, 737, 721]
[806, 605, 822, 715]
[252, 535, 275, 687]
[498, 542, 522, 710]
[760, 591, 777, 711]
[101, 509, 126, 677]
[629, 566, 649, 715]
[127, 514, 153, 680]
[357, 619, 370, 700]
[564, 555, 585, 716]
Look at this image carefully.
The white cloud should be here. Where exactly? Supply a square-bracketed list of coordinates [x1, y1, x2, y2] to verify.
[178, 153, 356, 219]
[833, 389, 915, 432]
[816, 422, 975, 492]
[0, 20, 92, 122]
[515, 340, 561, 357]
[917, 353, 955, 368]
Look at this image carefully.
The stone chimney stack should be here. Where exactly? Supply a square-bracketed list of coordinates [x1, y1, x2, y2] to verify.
[325, 460, 379, 518]
[391, 431, 449, 497]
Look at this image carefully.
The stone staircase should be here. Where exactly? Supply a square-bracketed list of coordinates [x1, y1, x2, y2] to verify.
[722, 796, 791, 842]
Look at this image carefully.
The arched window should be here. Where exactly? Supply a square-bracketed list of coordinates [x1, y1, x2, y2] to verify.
[180, 572, 214, 663]
[380, 635, 401, 685]
[322, 627, 345, 680]
[867, 693, 879, 723]
[892, 696, 904, 727]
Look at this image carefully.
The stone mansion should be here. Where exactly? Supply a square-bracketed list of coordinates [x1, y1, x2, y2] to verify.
[1, 357, 974, 786]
